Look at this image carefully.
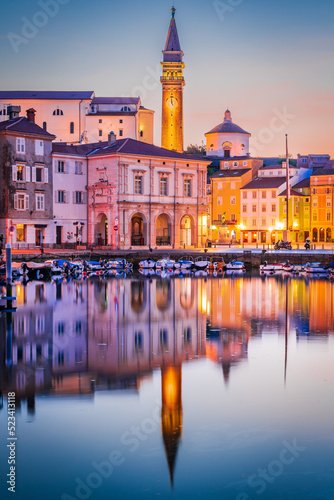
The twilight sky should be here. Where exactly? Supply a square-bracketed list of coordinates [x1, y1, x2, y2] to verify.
[1, 0, 333, 157]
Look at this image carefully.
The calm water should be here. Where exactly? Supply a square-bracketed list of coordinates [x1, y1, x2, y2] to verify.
[0, 274, 333, 500]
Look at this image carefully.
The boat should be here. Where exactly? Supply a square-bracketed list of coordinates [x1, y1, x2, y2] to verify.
[176, 257, 194, 269]
[194, 256, 210, 269]
[225, 259, 245, 271]
[139, 259, 156, 269]
[156, 258, 175, 269]
[105, 258, 133, 270]
[304, 262, 329, 274]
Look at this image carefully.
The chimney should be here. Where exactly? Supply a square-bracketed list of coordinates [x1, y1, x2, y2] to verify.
[108, 131, 117, 146]
[26, 108, 36, 123]
[7, 105, 21, 121]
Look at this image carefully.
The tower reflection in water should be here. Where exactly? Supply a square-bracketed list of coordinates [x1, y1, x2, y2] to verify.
[0, 275, 333, 484]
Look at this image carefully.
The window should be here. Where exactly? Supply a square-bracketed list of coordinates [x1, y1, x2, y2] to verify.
[99, 119, 103, 124]
[134, 176, 142, 195]
[306, 198, 309, 203]
[16, 224, 25, 242]
[242, 204, 247, 213]
[217, 197, 222, 205]
[231, 182, 236, 190]
[99, 130, 102, 137]
[252, 191, 257, 199]
[233, 161, 239, 167]
[53, 108, 63, 115]
[184, 179, 191, 197]
[242, 191, 247, 199]
[160, 177, 167, 196]
[119, 129, 123, 137]
[12, 164, 30, 182]
[35, 167, 44, 183]
[35, 140, 44, 155]
[243, 161, 247, 166]
[302, 158, 307, 163]
[55, 160, 65, 173]
[262, 218, 267, 226]
[35, 193, 45, 211]
[75, 161, 83, 175]
[326, 188, 331, 194]
[252, 204, 257, 212]
[272, 204, 276, 212]
[327, 212, 331, 221]
[56, 190, 66, 203]
[224, 162, 229, 167]
[14, 193, 29, 210]
[262, 191, 266, 199]
[312, 188, 317, 194]
[261, 205, 266, 212]
[313, 199, 318, 207]
[327, 199, 331, 207]
[231, 214, 236, 221]
[271, 191, 276, 198]
[135, 332, 143, 351]
[74, 191, 87, 204]
[217, 182, 222, 190]
[272, 219, 276, 226]
[242, 218, 247, 226]
[230, 196, 236, 205]
[119, 119, 123, 124]
[313, 213, 317, 221]
[70, 122, 74, 134]
[121, 106, 131, 112]
[252, 218, 257, 227]
[43, 122, 47, 131]
[140, 131, 143, 137]
[16, 138, 25, 153]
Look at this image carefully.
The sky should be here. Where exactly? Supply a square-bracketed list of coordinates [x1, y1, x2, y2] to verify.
[0, 0, 333, 157]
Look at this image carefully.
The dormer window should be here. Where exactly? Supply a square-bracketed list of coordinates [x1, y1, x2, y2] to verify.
[53, 108, 64, 116]
[121, 106, 131, 112]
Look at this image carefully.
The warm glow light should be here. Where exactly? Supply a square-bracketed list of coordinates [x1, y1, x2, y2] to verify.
[211, 225, 217, 230]
[277, 222, 284, 230]
[293, 221, 298, 228]
[202, 215, 208, 226]
[237, 224, 245, 230]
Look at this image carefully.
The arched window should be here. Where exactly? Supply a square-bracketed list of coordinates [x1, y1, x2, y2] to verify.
[319, 227, 325, 242]
[326, 228, 332, 242]
[53, 109, 64, 116]
[70, 122, 74, 134]
[312, 228, 318, 242]
[121, 106, 131, 112]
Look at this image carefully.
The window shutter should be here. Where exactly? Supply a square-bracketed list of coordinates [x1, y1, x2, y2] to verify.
[54, 161, 58, 173]
[83, 192, 87, 204]
[14, 194, 18, 209]
[25, 166, 30, 182]
[55, 191, 58, 203]
[32, 167, 36, 182]
[12, 165, 17, 181]
[44, 168, 48, 183]
[25, 194, 29, 210]
[66, 191, 70, 203]
[73, 192, 76, 204]
[65, 161, 70, 174]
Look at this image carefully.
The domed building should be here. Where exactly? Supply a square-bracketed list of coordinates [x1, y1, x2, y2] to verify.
[205, 109, 251, 158]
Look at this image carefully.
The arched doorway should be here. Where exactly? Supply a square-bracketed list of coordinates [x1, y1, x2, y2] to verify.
[180, 215, 193, 247]
[319, 227, 325, 242]
[95, 213, 108, 245]
[312, 228, 318, 242]
[326, 228, 332, 242]
[156, 214, 171, 246]
[131, 214, 145, 246]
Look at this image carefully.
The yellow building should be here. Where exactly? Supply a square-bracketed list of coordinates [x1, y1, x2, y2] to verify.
[161, 7, 185, 153]
[310, 166, 334, 243]
[210, 168, 253, 243]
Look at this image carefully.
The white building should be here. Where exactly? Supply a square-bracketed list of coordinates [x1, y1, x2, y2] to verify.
[205, 109, 251, 158]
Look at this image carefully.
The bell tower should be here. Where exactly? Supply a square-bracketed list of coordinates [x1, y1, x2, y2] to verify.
[161, 6, 185, 153]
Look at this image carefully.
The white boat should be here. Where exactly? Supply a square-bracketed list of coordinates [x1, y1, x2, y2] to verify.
[139, 259, 156, 269]
[304, 263, 329, 274]
[176, 258, 194, 269]
[225, 260, 245, 271]
[156, 258, 175, 269]
[194, 257, 210, 269]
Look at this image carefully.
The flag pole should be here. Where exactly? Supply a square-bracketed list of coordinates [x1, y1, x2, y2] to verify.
[286, 134, 290, 235]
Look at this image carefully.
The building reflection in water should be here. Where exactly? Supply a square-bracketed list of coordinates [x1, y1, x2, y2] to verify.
[0, 275, 333, 483]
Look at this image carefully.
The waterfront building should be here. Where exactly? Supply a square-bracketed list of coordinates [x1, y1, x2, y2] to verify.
[0, 107, 55, 248]
[210, 168, 253, 243]
[0, 92, 154, 145]
[297, 153, 331, 171]
[310, 165, 334, 243]
[161, 7, 185, 153]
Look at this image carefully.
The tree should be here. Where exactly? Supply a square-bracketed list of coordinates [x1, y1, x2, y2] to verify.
[185, 144, 206, 155]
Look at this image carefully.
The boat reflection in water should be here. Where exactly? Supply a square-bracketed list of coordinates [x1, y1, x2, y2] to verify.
[0, 274, 333, 499]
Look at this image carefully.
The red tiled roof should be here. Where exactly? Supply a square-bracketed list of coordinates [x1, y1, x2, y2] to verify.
[206, 122, 251, 136]
[241, 177, 286, 189]
[210, 168, 251, 179]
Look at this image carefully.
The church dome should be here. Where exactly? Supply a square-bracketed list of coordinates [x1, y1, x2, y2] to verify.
[206, 110, 250, 136]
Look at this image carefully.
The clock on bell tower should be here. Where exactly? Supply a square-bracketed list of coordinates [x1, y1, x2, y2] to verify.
[161, 6, 185, 153]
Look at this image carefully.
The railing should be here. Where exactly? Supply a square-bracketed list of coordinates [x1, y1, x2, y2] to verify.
[156, 236, 171, 246]
[131, 237, 145, 246]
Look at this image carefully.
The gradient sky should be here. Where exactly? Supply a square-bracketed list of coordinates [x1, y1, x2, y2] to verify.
[1, 0, 333, 157]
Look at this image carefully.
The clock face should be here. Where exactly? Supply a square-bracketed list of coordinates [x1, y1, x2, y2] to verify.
[166, 95, 178, 108]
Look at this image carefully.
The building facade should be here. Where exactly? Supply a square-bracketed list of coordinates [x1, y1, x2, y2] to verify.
[0, 108, 55, 248]
[310, 167, 334, 243]
[205, 110, 251, 158]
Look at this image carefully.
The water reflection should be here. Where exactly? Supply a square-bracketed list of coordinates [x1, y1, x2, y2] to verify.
[0, 274, 333, 494]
